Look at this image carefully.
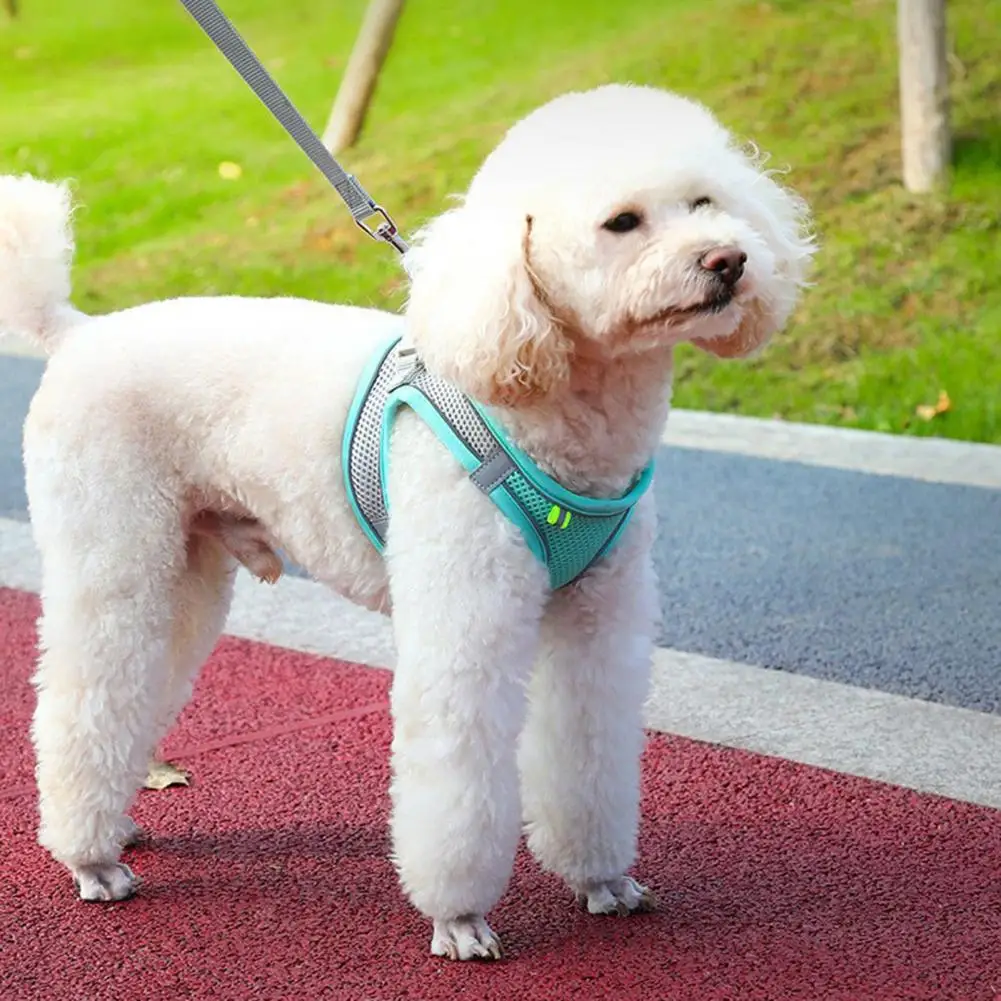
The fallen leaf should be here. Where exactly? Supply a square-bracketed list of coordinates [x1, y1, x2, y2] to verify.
[144, 759, 190, 790]
[218, 161, 242, 180]
[915, 390, 951, 421]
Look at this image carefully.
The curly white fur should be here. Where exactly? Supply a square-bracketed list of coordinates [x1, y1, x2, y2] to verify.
[2, 85, 813, 959]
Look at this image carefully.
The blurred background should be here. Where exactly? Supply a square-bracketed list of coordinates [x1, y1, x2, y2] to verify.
[1, 0, 997, 440]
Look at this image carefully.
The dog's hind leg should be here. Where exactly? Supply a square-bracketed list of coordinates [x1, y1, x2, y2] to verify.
[152, 534, 237, 754]
[519, 501, 659, 918]
[26, 446, 189, 901]
[138, 533, 237, 807]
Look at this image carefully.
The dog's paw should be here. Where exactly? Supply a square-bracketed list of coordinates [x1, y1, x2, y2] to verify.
[431, 915, 503, 961]
[576, 875, 656, 916]
[73, 862, 140, 902]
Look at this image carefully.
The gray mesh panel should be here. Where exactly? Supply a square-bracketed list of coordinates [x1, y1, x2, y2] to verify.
[347, 346, 502, 545]
[410, 369, 497, 460]
[346, 346, 398, 543]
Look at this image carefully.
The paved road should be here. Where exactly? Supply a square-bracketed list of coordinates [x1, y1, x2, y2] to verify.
[654, 448, 1001, 712]
[3, 350, 999, 714]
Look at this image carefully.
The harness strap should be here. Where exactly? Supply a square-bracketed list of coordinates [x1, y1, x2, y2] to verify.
[342, 339, 656, 589]
[177, 0, 408, 254]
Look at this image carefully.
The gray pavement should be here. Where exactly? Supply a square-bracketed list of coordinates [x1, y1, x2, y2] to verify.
[3, 352, 998, 713]
[0, 355, 41, 521]
[653, 448, 1001, 712]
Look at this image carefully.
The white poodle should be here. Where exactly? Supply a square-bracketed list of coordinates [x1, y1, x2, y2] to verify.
[0, 84, 813, 960]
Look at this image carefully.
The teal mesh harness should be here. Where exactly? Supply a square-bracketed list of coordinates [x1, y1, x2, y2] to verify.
[342, 337, 654, 589]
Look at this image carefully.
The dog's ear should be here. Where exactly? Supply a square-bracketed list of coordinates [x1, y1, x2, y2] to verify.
[403, 202, 572, 406]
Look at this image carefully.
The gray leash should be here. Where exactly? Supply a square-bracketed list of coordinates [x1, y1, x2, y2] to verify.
[177, 0, 408, 255]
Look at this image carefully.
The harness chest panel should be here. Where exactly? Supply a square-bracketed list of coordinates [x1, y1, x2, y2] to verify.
[342, 337, 654, 589]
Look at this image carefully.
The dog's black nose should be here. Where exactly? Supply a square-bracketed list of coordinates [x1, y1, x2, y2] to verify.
[700, 246, 747, 287]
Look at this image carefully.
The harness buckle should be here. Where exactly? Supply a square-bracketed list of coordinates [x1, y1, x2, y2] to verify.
[392, 343, 422, 388]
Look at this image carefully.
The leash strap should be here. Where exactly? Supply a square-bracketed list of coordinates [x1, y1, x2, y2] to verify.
[178, 0, 408, 255]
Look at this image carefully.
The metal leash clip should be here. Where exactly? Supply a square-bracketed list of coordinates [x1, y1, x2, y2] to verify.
[355, 204, 410, 255]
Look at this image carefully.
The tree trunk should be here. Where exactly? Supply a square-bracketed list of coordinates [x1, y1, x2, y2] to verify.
[322, 0, 405, 154]
[897, 0, 951, 192]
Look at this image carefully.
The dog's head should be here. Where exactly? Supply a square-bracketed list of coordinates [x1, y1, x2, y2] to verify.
[404, 84, 815, 406]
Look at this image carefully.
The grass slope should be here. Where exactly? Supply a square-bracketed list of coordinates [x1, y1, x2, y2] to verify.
[2, 0, 998, 441]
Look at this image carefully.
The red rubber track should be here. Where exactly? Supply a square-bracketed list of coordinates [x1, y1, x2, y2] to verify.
[1, 587, 999, 1000]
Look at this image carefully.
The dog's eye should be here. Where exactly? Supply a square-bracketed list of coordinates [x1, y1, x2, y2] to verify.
[690, 196, 713, 211]
[602, 211, 643, 234]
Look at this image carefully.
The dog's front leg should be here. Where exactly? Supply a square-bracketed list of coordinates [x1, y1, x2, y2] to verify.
[385, 461, 546, 960]
[519, 495, 659, 917]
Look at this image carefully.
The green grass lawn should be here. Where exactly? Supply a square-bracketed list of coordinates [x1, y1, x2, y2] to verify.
[2, 0, 999, 441]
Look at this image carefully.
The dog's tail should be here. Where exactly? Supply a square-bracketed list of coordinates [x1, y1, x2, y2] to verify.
[0, 174, 86, 355]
